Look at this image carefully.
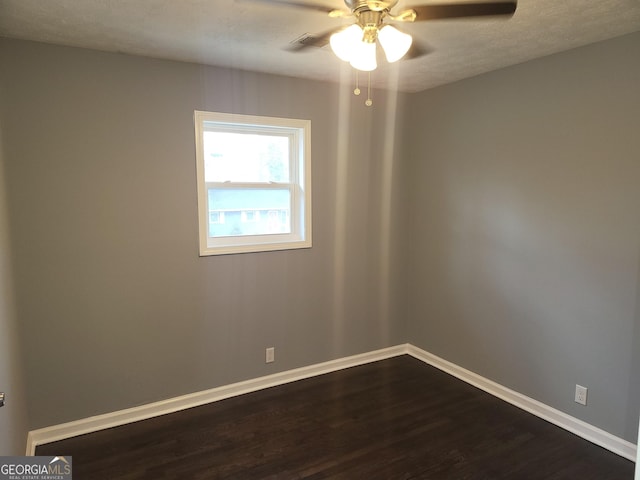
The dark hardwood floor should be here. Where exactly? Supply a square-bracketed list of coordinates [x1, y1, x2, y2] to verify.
[37, 355, 634, 479]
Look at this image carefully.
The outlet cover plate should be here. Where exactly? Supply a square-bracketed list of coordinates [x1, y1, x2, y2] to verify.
[575, 385, 588, 405]
[266, 347, 275, 363]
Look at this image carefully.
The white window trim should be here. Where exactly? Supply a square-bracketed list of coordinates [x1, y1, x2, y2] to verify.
[194, 111, 312, 256]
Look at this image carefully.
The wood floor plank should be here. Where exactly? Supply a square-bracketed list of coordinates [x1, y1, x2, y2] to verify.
[37, 355, 634, 479]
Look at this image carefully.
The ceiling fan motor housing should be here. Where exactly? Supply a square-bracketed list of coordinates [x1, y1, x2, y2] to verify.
[345, 0, 399, 12]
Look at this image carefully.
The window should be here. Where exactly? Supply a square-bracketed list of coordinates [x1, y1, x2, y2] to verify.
[195, 111, 311, 256]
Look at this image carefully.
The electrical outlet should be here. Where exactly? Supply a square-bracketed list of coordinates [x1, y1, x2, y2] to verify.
[575, 385, 588, 406]
[266, 347, 275, 363]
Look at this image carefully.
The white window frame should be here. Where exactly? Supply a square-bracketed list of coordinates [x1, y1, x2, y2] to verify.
[194, 111, 312, 256]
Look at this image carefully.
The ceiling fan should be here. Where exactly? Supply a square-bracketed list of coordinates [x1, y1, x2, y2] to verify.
[254, 0, 516, 67]
[246, 0, 517, 104]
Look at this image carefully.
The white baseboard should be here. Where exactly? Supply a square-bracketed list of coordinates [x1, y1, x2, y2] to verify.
[27, 343, 637, 463]
[25, 345, 406, 455]
[406, 344, 637, 462]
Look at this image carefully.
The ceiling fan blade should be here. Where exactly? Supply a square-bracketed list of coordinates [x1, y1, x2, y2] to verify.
[238, 0, 337, 15]
[286, 27, 343, 51]
[407, 1, 516, 21]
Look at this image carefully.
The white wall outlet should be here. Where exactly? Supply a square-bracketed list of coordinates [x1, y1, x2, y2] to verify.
[575, 384, 588, 405]
[266, 347, 275, 363]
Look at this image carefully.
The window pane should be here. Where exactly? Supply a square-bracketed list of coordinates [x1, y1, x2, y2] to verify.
[203, 131, 289, 183]
[195, 111, 310, 255]
[208, 188, 291, 237]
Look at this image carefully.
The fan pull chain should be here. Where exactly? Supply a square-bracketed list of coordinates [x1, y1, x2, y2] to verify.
[365, 72, 372, 107]
[352, 69, 372, 107]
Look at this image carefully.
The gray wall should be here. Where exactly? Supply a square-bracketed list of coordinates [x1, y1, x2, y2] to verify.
[0, 106, 29, 454]
[405, 32, 640, 441]
[0, 39, 408, 429]
[1, 31, 639, 447]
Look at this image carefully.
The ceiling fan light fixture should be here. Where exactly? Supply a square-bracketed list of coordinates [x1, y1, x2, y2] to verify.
[378, 25, 412, 63]
[330, 24, 362, 62]
[349, 40, 377, 71]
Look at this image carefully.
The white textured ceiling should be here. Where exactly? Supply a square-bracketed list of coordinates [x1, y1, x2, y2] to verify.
[1, 0, 639, 92]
